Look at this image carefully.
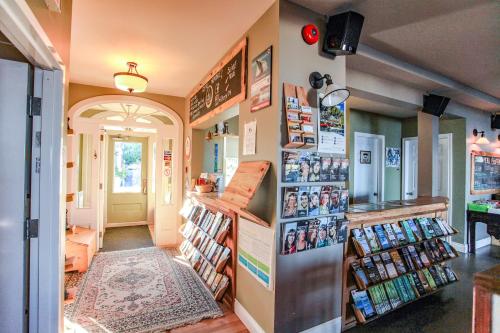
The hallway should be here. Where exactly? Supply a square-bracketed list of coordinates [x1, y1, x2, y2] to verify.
[101, 226, 154, 252]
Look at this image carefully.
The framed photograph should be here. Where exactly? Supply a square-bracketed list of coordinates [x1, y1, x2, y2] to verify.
[385, 147, 401, 168]
[360, 150, 371, 164]
[251, 46, 272, 112]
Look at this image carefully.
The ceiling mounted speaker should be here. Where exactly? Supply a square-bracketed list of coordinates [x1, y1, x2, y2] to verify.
[422, 94, 450, 117]
[323, 11, 364, 57]
[491, 114, 500, 129]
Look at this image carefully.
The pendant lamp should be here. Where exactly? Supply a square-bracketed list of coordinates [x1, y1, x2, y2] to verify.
[114, 62, 148, 93]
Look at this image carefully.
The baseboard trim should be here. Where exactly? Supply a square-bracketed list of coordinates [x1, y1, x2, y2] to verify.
[234, 299, 265, 333]
[451, 241, 467, 253]
[105, 221, 148, 228]
[476, 237, 492, 249]
[300, 317, 342, 333]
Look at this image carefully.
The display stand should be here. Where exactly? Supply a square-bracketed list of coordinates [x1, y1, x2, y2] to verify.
[283, 83, 316, 149]
[179, 161, 271, 310]
[342, 197, 459, 330]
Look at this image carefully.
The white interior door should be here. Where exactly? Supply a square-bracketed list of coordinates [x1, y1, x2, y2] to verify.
[0, 59, 30, 333]
[402, 137, 418, 200]
[354, 132, 384, 204]
[437, 134, 453, 225]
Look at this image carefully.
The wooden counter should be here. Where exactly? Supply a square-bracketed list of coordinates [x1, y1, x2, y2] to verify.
[342, 196, 449, 330]
[473, 265, 500, 333]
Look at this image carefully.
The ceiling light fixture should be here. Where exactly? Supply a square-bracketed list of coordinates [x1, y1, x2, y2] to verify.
[473, 129, 490, 145]
[309, 72, 350, 107]
[114, 62, 148, 93]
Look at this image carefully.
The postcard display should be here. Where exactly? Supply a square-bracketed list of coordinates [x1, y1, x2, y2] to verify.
[179, 197, 237, 309]
[342, 198, 460, 329]
[280, 83, 350, 256]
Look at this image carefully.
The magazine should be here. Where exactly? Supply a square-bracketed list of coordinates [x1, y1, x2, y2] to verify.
[281, 222, 297, 255]
[298, 152, 311, 182]
[296, 220, 309, 252]
[297, 187, 310, 217]
[319, 186, 332, 215]
[308, 186, 321, 217]
[336, 218, 348, 243]
[319, 155, 332, 181]
[283, 151, 300, 182]
[329, 189, 341, 213]
[316, 218, 331, 248]
[308, 153, 321, 182]
[331, 158, 340, 181]
[339, 159, 349, 181]
[307, 219, 320, 249]
[282, 187, 299, 218]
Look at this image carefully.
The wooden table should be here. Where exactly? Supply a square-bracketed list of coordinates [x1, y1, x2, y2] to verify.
[467, 210, 500, 253]
[473, 265, 500, 333]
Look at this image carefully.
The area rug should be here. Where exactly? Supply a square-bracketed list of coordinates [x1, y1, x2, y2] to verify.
[65, 247, 223, 333]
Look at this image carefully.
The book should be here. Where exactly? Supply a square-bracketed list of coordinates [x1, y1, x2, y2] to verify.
[362, 257, 381, 284]
[206, 243, 219, 261]
[400, 247, 416, 271]
[283, 151, 300, 182]
[330, 158, 340, 181]
[429, 218, 445, 237]
[407, 245, 424, 269]
[296, 220, 310, 252]
[363, 226, 381, 252]
[435, 239, 450, 259]
[202, 265, 213, 281]
[417, 270, 432, 292]
[308, 186, 321, 217]
[211, 245, 224, 265]
[305, 219, 319, 249]
[351, 289, 376, 318]
[211, 273, 223, 292]
[380, 252, 399, 278]
[440, 239, 457, 258]
[428, 266, 444, 287]
[319, 186, 332, 215]
[337, 218, 349, 244]
[352, 228, 371, 256]
[400, 220, 417, 243]
[297, 187, 310, 217]
[391, 223, 408, 245]
[383, 223, 400, 247]
[215, 275, 229, 296]
[373, 225, 392, 250]
[368, 286, 385, 315]
[351, 261, 369, 288]
[401, 275, 417, 301]
[415, 244, 431, 267]
[339, 159, 349, 182]
[206, 270, 217, 286]
[372, 254, 389, 280]
[383, 280, 403, 309]
[390, 250, 407, 275]
[298, 152, 311, 182]
[434, 265, 449, 284]
[409, 271, 426, 297]
[443, 266, 457, 282]
[423, 241, 438, 262]
[340, 190, 349, 213]
[407, 219, 424, 241]
[422, 268, 437, 290]
[428, 240, 444, 261]
[393, 276, 410, 303]
[308, 153, 321, 182]
[417, 218, 435, 239]
[436, 218, 455, 234]
[329, 189, 341, 213]
[282, 187, 299, 218]
[319, 155, 332, 182]
[216, 247, 231, 267]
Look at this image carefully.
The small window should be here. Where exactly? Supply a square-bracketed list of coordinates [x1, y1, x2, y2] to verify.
[113, 141, 142, 193]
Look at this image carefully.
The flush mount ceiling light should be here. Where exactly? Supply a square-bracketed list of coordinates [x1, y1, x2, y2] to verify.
[114, 62, 148, 93]
[309, 71, 350, 107]
[473, 129, 490, 145]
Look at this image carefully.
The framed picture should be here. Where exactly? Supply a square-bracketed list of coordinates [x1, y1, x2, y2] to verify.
[360, 150, 371, 164]
[250, 46, 272, 112]
[385, 147, 401, 168]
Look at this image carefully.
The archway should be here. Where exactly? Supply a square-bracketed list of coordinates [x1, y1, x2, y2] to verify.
[67, 95, 184, 247]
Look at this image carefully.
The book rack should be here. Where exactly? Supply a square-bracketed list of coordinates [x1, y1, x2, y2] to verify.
[342, 197, 458, 330]
[179, 195, 237, 310]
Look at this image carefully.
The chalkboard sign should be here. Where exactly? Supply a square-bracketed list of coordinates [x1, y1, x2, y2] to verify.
[471, 151, 500, 195]
[189, 38, 247, 125]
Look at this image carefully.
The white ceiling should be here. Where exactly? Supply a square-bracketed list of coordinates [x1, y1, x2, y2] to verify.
[291, 0, 500, 111]
[70, 0, 275, 97]
[348, 96, 418, 119]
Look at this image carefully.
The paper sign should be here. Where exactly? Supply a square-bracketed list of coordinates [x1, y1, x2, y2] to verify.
[238, 217, 274, 290]
[243, 120, 257, 155]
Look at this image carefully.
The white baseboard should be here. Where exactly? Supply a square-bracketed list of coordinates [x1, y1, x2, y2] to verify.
[300, 317, 341, 333]
[450, 241, 467, 253]
[234, 299, 266, 333]
[476, 237, 492, 249]
[105, 221, 148, 228]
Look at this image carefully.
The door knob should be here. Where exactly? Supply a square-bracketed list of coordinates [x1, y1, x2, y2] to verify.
[373, 192, 378, 196]
[406, 192, 413, 195]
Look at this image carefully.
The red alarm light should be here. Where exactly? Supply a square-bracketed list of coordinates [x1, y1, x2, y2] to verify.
[302, 24, 319, 45]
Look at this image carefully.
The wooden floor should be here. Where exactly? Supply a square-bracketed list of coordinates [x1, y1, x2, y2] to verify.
[169, 306, 248, 333]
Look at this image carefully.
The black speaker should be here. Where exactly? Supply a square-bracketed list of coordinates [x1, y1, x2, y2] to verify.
[323, 11, 364, 56]
[422, 94, 450, 117]
[491, 114, 500, 129]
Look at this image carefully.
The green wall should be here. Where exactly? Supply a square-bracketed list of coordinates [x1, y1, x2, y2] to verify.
[201, 116, 239, 174]
[401, 116, 466, 243]
[349, 109, 402, 201]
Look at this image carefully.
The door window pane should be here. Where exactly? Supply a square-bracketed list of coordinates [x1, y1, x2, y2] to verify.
[113, 141, 142, 193]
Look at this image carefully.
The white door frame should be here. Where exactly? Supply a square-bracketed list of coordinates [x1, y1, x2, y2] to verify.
[402, 137, 418, 200]
[353, 132, 385, 203]
[402, 135, 453, 226]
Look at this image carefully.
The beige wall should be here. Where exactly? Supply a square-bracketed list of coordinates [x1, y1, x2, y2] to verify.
[183, 2, 279, 332]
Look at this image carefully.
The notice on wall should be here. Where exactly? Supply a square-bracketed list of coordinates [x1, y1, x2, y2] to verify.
[317, 97, 346, 154]
[243, 120, 257, 155]
[238, 217, 274, 290]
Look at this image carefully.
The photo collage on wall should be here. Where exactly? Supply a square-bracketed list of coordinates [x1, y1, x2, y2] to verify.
[280, 217, 348, 255]
[282, 185, 349, 219]
[283, 151, 349, 183]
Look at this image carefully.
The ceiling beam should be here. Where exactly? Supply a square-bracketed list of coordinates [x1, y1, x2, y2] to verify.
[356, 43, 500, 109]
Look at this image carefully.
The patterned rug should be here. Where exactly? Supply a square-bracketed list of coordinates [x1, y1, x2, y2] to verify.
[65, 247, 222, 333]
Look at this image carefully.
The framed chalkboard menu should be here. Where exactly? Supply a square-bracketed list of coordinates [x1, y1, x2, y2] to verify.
[189, 38, 247, 126]
[471, 151, 500, 195]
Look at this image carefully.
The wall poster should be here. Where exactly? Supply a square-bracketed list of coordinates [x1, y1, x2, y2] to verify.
[238, 217, 274, 290]
[385, 147, 401, 168]
[317, 98, 346, 154]
[250, 46, 272, 112]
